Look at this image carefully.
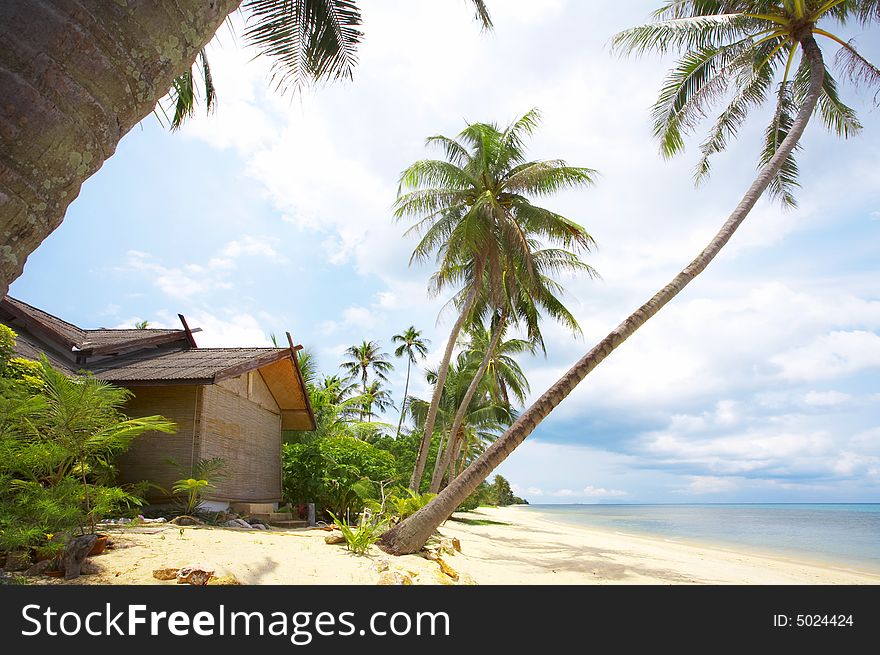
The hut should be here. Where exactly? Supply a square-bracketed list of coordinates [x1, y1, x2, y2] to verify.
[0, 296, 315, 514]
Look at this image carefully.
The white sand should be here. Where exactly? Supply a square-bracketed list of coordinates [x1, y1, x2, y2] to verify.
[49, 506, 880, 585]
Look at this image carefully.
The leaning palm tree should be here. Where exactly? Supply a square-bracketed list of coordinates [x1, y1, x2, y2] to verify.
[396, 108, 597, 491]
[392, 327, 430, 439]
[380, 1, 880, 555]
[0, 0, 492, 297]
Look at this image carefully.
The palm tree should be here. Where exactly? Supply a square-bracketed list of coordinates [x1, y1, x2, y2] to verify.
[392, 327, 430, 439]
[361, 380, 395, 422]
[396, 108, 597, 491]
[429, 315, 534, 492]
[427, 240, 594, 492]
[380, 1, 880, 555]
[340, 340, 393, 419]
[408, 361, 516, 491]
[0, 0, 493, 297]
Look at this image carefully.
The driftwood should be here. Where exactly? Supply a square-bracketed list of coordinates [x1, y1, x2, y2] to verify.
[62, 534, 97, 580]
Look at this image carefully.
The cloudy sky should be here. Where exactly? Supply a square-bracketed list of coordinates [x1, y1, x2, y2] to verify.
[10, 1, 880, 503]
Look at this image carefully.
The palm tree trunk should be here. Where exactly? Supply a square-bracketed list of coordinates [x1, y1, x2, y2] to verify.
[381, 37, 826, 555]
[408, 286, 478, 491]
[429, 310, 508, 492]
[429, 428, 449, 484]
[454, 436, 469, 477]
[395, 358, 412, 438]
[0, 0, 240, 296]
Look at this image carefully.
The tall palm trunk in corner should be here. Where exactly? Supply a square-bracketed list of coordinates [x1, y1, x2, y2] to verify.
[408, 287, 477, 491]
[430, 310, 507, 492]
[0, 0, 240, 296]
[381, 37, 826, 555]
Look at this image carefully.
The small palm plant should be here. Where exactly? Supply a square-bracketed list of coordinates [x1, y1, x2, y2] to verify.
[167, 457, 228, 516]
[327, 509, 387, 555]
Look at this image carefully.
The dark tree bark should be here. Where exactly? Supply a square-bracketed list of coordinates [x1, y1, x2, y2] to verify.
[0, 0, 241, 295]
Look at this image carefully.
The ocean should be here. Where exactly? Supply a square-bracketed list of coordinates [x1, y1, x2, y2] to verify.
[522, 504, 880, 572]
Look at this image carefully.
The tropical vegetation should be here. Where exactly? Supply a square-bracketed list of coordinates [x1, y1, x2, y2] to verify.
[0, 326, 175, 559]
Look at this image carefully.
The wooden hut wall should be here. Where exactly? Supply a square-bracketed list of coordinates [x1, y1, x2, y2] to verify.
[116, 385, 202, 501]
[199, 379, 282, 502]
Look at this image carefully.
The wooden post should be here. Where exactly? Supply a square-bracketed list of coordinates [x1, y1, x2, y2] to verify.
[178, 314, 198, 348]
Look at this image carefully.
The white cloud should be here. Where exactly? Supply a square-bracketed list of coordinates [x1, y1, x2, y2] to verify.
[341, 306, 380, 331]
[162, 310, 272, 348]
[803, 390, 852, 407]
[771, 331, 880, 381]
[122, 235, 285, 300]
[680, 476, 740, 495]
[582, 485, 627, 498]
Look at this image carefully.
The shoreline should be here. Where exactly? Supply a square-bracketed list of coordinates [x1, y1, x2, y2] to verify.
[435, 506, 880, 584]
[29, 505, 880, 585]
[501, 504, 880, 577]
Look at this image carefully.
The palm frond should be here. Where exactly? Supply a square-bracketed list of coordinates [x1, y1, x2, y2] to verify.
[794, 57, 862, 136]
[835, 38, 880, 102]
[694, 39, 778, 181]
[761, 79, 802, 207]
[242, 0, 363, 94]
[467, 0, 494, 30]
[612, 14, 756, 56]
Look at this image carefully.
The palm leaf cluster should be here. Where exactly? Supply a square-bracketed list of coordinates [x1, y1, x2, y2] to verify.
[160, 0, 493, 129]
[613, 0, 880, 206]
[407, 355, 518, 484]
[396, 107, 597, 316]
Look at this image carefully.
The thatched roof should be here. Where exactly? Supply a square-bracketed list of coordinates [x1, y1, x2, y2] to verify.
[1, 296, 193, 353]
[88, 345, 291, 383]
[0, 296, 315, 430]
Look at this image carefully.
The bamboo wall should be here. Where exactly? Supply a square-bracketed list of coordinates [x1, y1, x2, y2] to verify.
[199, 378, 282, 502]
[116, 385, 201, 501]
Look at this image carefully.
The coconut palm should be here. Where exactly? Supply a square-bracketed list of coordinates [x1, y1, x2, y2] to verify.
[461, 320, 533, 408]
[396, 108, 597, 491]
[0, 0, 493, 297]
[392, 327, 430, 439]
[380, 1, 880, 555]
[340, 340, 393, 419]
[360, 380, 396, 422]
[408, 361, 516, 491]
[429, 318, 533, 492]
[427, 240, 595, 492]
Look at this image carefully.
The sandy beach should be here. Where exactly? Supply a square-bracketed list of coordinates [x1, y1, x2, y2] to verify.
[36, 505, 880, 586]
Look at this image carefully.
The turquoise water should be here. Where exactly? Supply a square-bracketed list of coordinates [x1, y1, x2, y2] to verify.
[523, 504, 880, 572]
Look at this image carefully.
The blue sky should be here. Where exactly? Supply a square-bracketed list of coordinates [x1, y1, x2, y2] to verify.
[10, 1, 880, 503]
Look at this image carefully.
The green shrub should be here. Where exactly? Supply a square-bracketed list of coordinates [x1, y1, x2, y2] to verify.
[366, 486, 436, 523]
[282, 436, 396, 518]
[0, 336, 175, 552]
